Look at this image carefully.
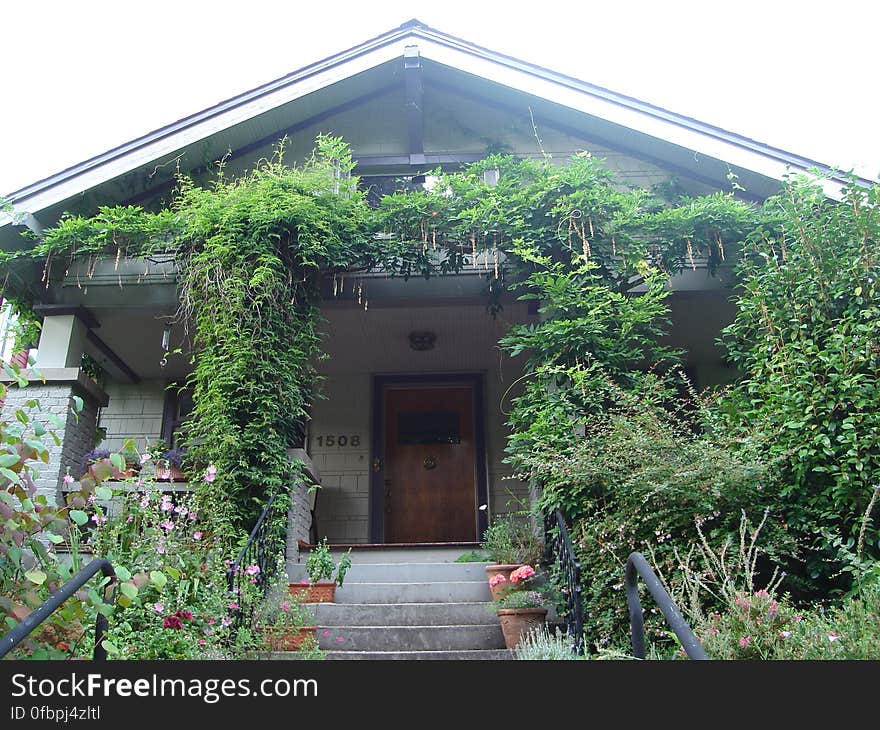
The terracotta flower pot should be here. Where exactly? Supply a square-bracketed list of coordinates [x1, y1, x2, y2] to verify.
[259, 625, 317, 651]
[288, 582, 336, 603]
[485, 564, 520, 601]
[497, 607, 548, 650]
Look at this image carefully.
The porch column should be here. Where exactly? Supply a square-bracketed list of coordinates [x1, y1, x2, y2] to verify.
[286, 448, 321, 561]
[0, 368, 108, 504]
[34, 314, 88, 369]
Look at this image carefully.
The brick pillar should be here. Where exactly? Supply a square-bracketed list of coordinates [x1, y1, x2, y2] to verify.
[286, 449, 320, 564]
[0, 368, 108, 504]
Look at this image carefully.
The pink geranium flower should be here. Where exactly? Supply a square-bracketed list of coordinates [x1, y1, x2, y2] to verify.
[489, 574, 507, 587]
[203, 465, 217, 483]
[739, 636, 751, 647]
[509, 565, 536, 583]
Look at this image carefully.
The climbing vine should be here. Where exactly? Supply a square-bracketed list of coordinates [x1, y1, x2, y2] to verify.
[0, 138, 759, 547]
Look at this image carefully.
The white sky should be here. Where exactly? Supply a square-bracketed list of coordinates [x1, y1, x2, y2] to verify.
[1, 0, 878, 197]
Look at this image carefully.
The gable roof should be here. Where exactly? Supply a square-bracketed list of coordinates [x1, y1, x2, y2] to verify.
[2, 18, 870, 230]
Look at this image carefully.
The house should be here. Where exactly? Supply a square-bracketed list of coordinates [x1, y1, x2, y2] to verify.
[0, 19, 868, 551]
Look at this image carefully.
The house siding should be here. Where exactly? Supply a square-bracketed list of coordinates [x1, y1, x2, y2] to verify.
[97, 380, 167, 452]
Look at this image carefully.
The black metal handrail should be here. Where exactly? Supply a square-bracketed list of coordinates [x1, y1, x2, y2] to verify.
[543, 509, 585, 655]
[625, 551, 708, 660]
[226, 488, 289, 629]
[0, 557, 117, 660]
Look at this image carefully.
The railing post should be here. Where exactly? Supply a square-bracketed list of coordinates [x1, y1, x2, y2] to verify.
[625, 552, 708, 660]
[543, 508, 585, 655]
[0, 557, 117, 660]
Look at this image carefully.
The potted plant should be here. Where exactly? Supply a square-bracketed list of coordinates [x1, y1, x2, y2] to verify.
[146, 440, 188, 482]
[481, 513, 543, 600]
[253, 590, 318, 652]
[493, 564, 548, 650]
[289, 539, 352, 602]
[80, 448, 111, 478]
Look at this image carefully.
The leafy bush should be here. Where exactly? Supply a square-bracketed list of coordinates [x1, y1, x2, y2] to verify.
[305, 539, 352, 586]
[481, 513, 543, 566]
[719, 176, 880, 597]
[523, 377, 793, 651]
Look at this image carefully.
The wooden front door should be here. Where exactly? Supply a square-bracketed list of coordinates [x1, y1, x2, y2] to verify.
[381, 383, 478, 543]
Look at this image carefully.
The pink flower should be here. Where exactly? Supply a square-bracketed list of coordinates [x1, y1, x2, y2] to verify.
[160, 496, 173, 512]
[193, 531, 203, 540]
[828, 632, 839, 642]
[199, 639, 206, 646]
[221, 616, 232, 627]
[208, 619, 216, 625]
[139, 495, 150, 508]
[163, 615, 184, 630]
[245, 565, 260, 576]
[228, 603, 240, 610]
[153, 603, 164, 614]
[63, 474, 75, 485]
[204, 627, 214, 636]
[160, 520, 175, 532]
[203, 465, 217, 483]
[779, 631, 791, 638]
[140, 453, 152, 464]
[754, 589, 771, 600]
[489, 574, 507, 587]
[280, 602, 291, 612]
[158, 469, 172, 480]
[738, 636, 751, 648]
[157, 543, 165, 555]
[91, 513, 107, 526]
[336, 637, 344, 643]
[509, 565, 536, 583]
[126, 516, 134, 523]
[322, 630, 330, 637]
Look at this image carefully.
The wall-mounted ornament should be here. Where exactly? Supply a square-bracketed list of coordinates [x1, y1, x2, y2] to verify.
[408, 331, 436, 351]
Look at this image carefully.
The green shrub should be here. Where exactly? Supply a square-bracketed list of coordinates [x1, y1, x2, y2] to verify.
[524, 378, 793, 651]
[481, 512, 543, 566]
[719, 176, 880, 597]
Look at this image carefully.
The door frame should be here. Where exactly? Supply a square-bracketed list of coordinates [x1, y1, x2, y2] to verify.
[370, 373, 489, 544]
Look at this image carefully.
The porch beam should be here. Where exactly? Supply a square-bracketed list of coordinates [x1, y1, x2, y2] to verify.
[85, 330, 141, 384]
[355, 153, 485, 169]
[404, 45, 425, 165]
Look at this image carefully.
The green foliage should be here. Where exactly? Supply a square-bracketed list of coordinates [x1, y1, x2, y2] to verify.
[495, 589, 546, 610]
[305, 538, 352, 586]
[719, 175, 880, 596]
[481, 512, 543, 565]
[454, 550, 491, 563]
[513, 625, 586, 660]
[524, 377, 792, 650]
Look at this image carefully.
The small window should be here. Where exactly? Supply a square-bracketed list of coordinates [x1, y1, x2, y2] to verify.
[398, 411, 460, 445]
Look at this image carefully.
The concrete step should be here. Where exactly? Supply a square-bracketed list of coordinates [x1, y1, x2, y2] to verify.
[313, 602, 498, 626]
[288, 561, 491, 584]
[262, 649, 513, 660]
[334, 581, 492, 604]
[290, 546, 483, 564]
[315, 624, 504, 651]
[324, 649, 513, 660]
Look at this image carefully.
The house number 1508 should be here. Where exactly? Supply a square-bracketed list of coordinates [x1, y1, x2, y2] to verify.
[316, 435, 360, 448]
